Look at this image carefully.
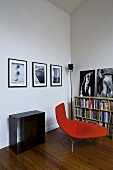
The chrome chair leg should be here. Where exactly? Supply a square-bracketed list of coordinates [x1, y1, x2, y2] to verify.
[70, 138, 74, 152]
[87, 138, 92, 143]
[61, 135, 82, 152]
[61, 135, 71, 151]
[61, 135, 92, 152]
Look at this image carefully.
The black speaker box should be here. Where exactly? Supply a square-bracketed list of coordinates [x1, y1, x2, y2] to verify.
[68, 64, 74, 71]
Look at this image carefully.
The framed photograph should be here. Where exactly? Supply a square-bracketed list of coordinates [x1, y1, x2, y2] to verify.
[50, 64, 62, 86]
[32, 62, 47, 87]
[8, 58, 27, 87]
[79, 70, 95, 96]
[97, 67, 113, 97]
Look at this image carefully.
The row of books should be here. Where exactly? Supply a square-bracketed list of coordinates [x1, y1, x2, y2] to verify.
[75, 108, 113, 123]
[75, 108, 98, 119]
[100, 111, 110, 123]
[75, 98, 113, 111]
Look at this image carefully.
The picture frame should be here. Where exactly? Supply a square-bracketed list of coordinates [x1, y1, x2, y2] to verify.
[8, 58, 27, 87]
[50, 64, 62, 86]
[32, 62, 47, 87]
[79, 70, 95, 97]
[97, 67, 113, 97]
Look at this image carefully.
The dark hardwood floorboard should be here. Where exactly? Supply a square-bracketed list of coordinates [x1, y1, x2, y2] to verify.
[0, 128, 113, 170]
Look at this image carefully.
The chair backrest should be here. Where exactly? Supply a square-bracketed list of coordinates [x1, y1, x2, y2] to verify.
[55, 103, 67, 127]
[55, 103, 78, 137]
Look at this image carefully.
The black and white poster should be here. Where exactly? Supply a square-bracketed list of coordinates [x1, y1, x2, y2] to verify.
[32, 62, 47, 87]
[79, 70, 95, 96]
[8, 58, 27, 87]
[97, 68, 113, 97]
[50, 65, 62, 86]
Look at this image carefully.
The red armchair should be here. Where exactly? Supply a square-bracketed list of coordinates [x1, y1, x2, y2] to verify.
[55, 103, 107, 152]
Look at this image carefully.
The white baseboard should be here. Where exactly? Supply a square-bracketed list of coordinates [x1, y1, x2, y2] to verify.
[0, 141, 8, 149]
[45, 124, 59, 132]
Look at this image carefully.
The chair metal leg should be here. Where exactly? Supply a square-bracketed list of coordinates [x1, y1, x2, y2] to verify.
[70, 138, 74, 152]
[87, 138, 92, 143]
[61, 135, 72, 152]
[61, 135, 92, 152]
[61, 135, 82, 152]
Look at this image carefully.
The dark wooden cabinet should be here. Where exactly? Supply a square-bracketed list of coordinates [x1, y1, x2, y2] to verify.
[9, 110, 45, 154]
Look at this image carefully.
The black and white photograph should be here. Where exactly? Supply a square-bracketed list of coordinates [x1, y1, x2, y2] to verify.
[32, 62, 47, 87]
[97, 68, 113, 97]
[50, 64, 62, 86]
[79, 70, 95, 96]
[8, 58, 27, 87]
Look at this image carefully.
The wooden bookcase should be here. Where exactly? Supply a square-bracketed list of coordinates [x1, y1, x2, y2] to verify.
[74, 96, 113, 135]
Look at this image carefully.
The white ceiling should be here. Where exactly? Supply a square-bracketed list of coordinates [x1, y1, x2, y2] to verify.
[47, 0, 84, 14]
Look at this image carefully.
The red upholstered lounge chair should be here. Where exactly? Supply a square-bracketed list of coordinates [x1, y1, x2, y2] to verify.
[55, 103, 107, 152]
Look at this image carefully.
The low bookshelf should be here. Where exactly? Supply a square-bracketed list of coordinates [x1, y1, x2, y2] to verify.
[74, 96, 113, 135]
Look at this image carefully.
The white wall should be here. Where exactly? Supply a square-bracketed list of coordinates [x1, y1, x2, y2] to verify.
[0, 0, 71, 148]
[71, 0, 113, 96]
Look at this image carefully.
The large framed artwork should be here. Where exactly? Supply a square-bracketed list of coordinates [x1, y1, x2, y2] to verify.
[32, 62, 47, 87]
[8, 58, 27, 87]
[79, 70, 95, 96]
[97, 68, 113, 97]
[50, 64, 62, 86]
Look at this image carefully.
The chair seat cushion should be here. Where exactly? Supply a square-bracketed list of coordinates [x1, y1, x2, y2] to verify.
[75, 121, 107, 138]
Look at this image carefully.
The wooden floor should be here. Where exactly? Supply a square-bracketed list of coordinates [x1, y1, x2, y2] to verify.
[0, 128, 113, 170]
